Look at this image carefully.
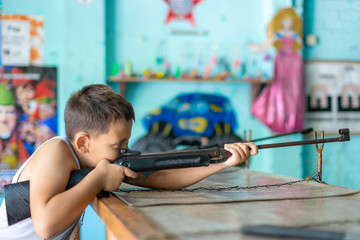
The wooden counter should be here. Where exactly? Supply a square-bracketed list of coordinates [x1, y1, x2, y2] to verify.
[91, 169, 360, 240]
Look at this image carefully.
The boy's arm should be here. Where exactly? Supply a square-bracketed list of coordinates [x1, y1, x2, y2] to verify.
[135, 142, 258, 189]
[29, 139, 135, 238]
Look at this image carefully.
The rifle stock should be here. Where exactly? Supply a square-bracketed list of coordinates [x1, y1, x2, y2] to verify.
[4, 168, 94, 226]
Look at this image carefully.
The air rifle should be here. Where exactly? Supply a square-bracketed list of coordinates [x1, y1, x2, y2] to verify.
[4, 128, 350, 225]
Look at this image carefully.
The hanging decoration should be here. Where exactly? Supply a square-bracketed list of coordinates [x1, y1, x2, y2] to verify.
[164, 0, 202, 26]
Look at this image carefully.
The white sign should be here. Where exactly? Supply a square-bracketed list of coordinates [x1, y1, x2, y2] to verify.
[305, 61, 360, 133]
[1, 19, 31, 65]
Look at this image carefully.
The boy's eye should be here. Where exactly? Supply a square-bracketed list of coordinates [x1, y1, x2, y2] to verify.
[112, 144, 120, 149]
[112, 141, 128, 149]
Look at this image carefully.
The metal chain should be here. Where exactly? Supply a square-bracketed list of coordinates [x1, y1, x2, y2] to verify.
[117, 173, 325, 193]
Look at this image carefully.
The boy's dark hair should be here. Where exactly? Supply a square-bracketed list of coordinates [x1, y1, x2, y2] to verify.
[65, 84, 135, 141]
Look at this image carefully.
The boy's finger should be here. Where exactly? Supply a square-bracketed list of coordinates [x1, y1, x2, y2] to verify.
[237, 143, 251, 158]
[225, 143, 248, 160]
[246, 142, 258, 156]
[123, 167, 137, 179]
[127, 172, 145, 182]
[229, 143, 250, 159]
[227, 146, 242, 161]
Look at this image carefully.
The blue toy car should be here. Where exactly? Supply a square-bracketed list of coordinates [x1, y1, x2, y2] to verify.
[132, 93, 242, 153]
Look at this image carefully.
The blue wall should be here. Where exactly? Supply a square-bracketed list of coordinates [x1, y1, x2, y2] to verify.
[302, 0, 360, 190]
[303, 0, 360, 60]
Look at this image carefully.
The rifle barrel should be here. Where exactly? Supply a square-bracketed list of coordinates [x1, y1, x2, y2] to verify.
[257, 137, 343, 149]
[256, 128, 350, 149]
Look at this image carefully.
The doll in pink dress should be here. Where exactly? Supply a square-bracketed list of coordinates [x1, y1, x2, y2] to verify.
[249, 8, 304, 133]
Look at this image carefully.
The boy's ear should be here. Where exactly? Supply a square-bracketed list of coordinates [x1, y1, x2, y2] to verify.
[74, 132, 90, 154]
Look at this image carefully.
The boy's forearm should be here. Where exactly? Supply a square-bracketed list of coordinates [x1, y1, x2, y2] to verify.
[32, 168, 104, 238]
[137, 163, 228, 189]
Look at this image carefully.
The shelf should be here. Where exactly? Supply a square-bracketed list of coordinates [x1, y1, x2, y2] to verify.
[108, 76, 272, 97]
[107, 76, 273, 85]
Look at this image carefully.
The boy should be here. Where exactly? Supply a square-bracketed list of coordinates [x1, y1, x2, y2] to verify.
[0, 84, 258, 239]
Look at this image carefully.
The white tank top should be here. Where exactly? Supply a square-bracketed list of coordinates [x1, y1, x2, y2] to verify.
[0, 137, 81, 240]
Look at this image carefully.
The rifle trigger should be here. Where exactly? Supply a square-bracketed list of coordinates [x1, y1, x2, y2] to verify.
[126, 171, 157, 184]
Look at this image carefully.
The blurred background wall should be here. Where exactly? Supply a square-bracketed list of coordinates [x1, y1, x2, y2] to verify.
[1, 0, 360, 239]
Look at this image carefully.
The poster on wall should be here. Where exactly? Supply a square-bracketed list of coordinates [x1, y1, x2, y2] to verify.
[1, 14, 44, 66]
[0, 67, 57, 191]
[305, 61, 360, 133]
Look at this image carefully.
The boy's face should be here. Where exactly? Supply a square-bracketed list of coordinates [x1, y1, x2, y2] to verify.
[87, 119, 133, 166]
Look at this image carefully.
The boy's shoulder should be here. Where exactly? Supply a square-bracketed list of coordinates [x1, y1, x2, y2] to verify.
[32, 137, 78, 169]
[20, 137, 77, 182]
[37, 137, 71, 154]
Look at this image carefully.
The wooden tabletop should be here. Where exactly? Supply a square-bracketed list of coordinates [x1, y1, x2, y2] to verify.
[91, 169, 360, 240]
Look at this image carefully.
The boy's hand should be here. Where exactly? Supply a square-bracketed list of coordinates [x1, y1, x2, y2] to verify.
[223, 142, 258, 167]
[95, 159, 138, 192]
